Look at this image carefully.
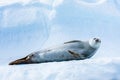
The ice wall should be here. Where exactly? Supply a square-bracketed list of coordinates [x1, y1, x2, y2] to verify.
[0, 2, 51, 60]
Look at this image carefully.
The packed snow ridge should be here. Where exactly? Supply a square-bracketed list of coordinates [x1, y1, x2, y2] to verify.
[0, 57, 120, 80]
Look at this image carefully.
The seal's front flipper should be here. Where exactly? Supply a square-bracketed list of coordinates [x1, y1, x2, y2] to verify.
[9, 55, 32, 65]
[68, 50, 85, 59]
[68, 50, 80, 58]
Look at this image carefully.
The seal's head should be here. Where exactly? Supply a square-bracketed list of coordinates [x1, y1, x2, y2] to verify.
[89, 38, 101, 49]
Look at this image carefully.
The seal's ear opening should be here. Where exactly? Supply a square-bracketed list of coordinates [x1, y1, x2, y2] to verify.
[9, 56, 32, 65]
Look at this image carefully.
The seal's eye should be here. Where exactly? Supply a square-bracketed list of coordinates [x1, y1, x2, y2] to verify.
[96, 39, 99, 42]
[93, 38, 96, 40]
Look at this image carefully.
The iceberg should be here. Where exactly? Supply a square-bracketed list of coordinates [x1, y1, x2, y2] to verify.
[0, 2, 51, 60]
[0, 58, 120, 80]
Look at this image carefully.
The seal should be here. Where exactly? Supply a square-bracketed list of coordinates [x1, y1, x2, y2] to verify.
[9, 38, 101, 65]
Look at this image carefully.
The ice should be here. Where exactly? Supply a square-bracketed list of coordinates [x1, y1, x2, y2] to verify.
[0, 58, 120, 80]
[0, 2, 51, 60]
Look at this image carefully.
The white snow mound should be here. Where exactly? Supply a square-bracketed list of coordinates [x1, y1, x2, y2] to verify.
[0, 57, 120, 80]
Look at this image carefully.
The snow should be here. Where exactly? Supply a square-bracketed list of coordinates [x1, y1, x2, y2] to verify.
[0, 58, 120, 80]
[0, 1, 51, 60]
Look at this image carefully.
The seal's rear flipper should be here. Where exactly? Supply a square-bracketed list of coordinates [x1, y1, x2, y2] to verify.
[9, 55, 32, 65]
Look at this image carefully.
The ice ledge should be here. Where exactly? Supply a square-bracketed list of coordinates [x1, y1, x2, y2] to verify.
[0, 57, 120, 80]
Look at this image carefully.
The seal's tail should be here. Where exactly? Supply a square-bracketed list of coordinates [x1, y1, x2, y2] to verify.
[9, 56, 32, 65]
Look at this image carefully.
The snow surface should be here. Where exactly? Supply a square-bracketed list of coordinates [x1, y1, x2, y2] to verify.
[0, 58, 120, 80]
